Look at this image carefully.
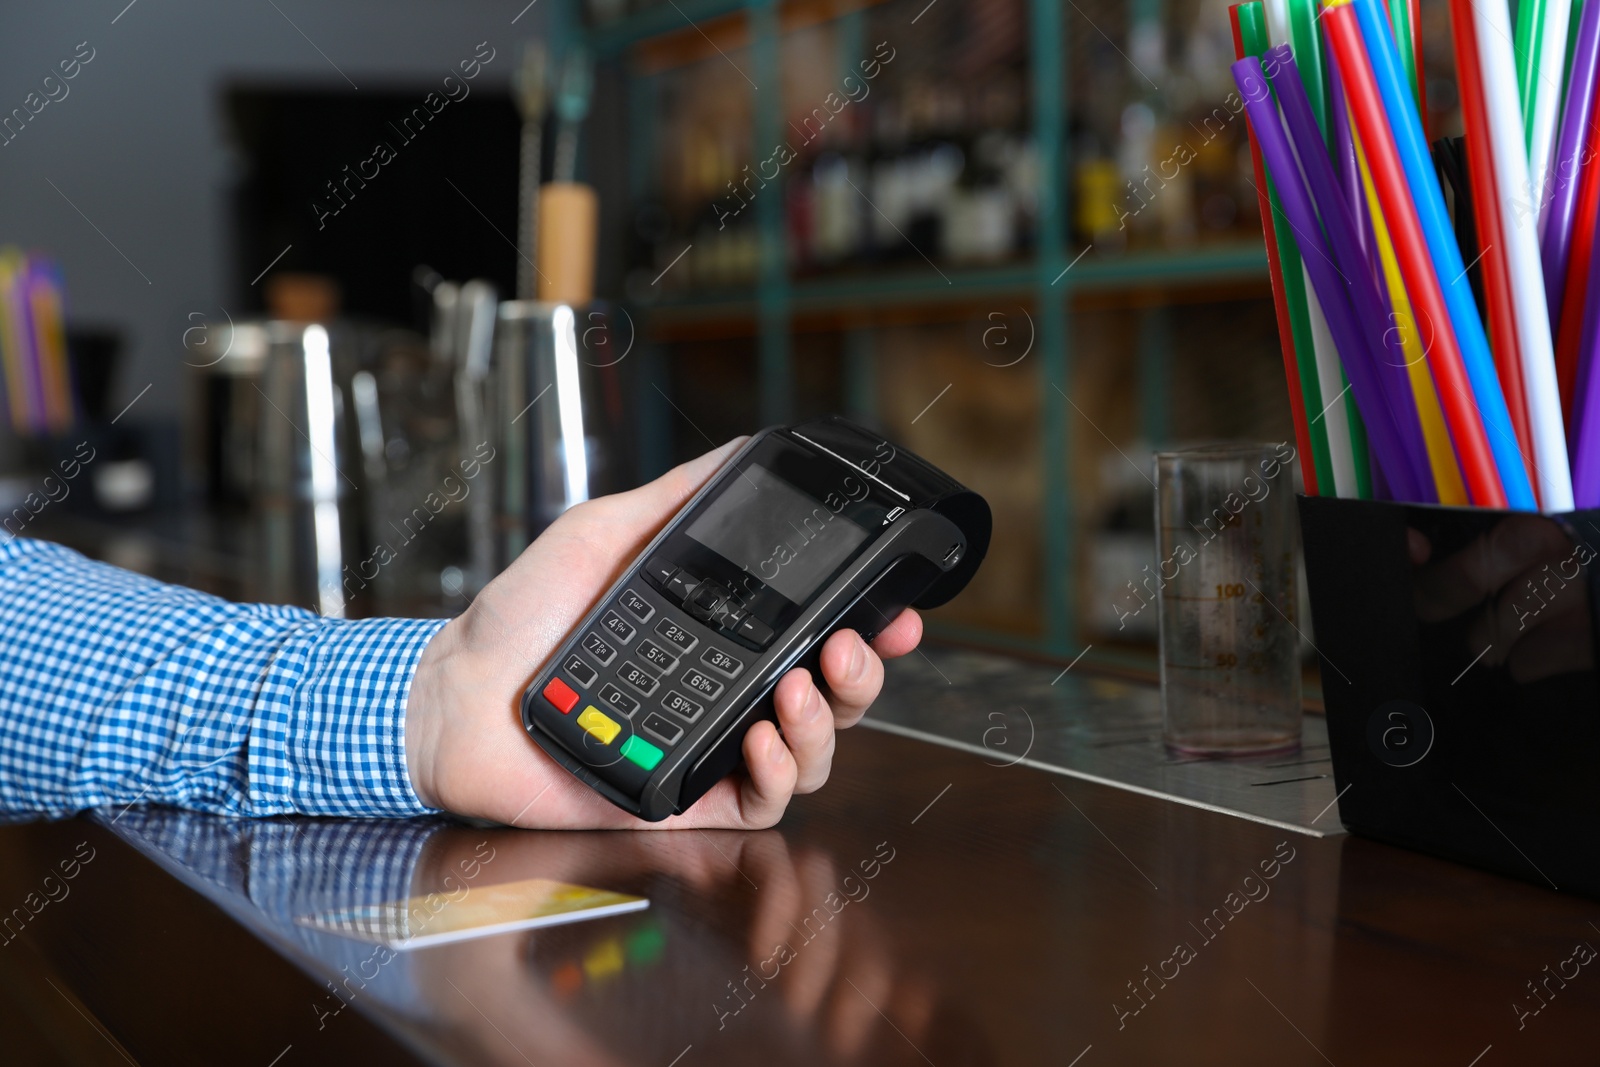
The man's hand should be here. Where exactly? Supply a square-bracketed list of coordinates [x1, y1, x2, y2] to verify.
[404, 439, 923, 829]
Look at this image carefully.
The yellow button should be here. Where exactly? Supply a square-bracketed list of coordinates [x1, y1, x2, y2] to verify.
[577, 706, 621, 745]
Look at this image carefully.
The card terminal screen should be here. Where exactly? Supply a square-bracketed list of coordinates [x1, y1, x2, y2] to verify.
[685, 463, 869, 604]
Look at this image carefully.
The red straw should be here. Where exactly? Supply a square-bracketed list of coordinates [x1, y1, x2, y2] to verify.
[1231, 2, 1318, 494]
[1448, 0, 1537, 487]
[1323, 1, 1507, 506]
[1556, 103, 1600, 428]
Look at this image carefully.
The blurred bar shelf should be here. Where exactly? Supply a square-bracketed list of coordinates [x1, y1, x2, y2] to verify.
[643, 243, 1269, 332]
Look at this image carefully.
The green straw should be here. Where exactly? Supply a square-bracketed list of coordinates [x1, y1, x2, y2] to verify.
[1284, 0, 1371, 496]
[1389, 0, 1420, 101]
[1286, 0, 1329, 142]
[1517, 0, 1552, 151]
[1241, 1, 1338, 495]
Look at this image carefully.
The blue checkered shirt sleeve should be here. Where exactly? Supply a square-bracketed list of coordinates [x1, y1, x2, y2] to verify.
[0, 537, 448, 818]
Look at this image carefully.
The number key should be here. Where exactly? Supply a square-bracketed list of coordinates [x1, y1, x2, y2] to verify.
[618, 660, 660, 696]
[599, 683, 640, 718]
[655, 618, 698, 653]
[619, 588, 655, 622]
[636, 639, 678, 674]
[582, 631, 618, 665]
[700, 646, 743, 679]
[661, 690, 705, 723]
[601, 610, 636, 643]
[680, 668, 723, 700]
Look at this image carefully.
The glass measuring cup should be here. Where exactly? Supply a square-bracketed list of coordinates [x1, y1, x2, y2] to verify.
[1154, 443, 1302, 755]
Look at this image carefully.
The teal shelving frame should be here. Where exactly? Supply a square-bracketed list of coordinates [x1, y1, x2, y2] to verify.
[568, 0, 1270, 660]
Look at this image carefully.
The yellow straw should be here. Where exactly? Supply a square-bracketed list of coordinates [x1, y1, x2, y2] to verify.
[1351, 122, 1470, 505]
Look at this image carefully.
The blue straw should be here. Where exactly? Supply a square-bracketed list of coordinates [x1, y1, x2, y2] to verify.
[1351, 0, 1537, 509]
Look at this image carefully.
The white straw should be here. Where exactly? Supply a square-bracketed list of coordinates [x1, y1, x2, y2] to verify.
[1477, 0, 1575, 509]
[1527, 0, 1573, 211]
[1305, 283, 1362, 496]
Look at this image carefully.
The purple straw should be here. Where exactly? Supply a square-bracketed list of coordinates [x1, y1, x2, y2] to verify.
[1258, 46, 1436, 502]
[1542, 0, 1600, 329]
[1233, 55, 1425, 503]
[1326, 58, 1372, 261]
[1571, 230, 1600, 504]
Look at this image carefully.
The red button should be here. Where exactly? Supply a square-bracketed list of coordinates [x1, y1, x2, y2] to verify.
[543, 678, 579, 714]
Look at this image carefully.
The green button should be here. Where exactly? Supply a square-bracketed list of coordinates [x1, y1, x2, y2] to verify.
[620, 735, 663, 771]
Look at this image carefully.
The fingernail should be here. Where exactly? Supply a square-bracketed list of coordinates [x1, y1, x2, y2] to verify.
[802, 684, 824, 722]
[849, 633, 868, 680]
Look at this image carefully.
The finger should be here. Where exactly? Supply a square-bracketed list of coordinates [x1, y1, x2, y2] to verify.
[774, 668, 836, 793]
[569, 437, 748, 550]
[1508, 607, 1596, 682]
[827, 943, 890, 1059]
[870, 608, 923, 659]
[735, 719, 797, 828]
[780, 849, 844, 1021]
[817, 630, 883, 729]
[1415, 516, 1572, 621]
[742, 833, 803, 965]
[1407, 528, 1432, 566]
[1466, 559, 1589, 663]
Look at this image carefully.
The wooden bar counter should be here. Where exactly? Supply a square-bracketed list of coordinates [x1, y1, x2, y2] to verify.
[0, 703, 1595, 1064]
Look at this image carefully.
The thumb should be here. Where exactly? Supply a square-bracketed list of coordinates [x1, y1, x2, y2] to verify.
[614, 438, 745, 524]
[600, 437, 747, 533]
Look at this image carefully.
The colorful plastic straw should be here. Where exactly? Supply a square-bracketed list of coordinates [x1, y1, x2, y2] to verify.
[1351, 127, 1471, 503]
[1266, 0, 1367, 498]
[1323, 0, 1513, 506]
[1472, 0, 1575, 509]
[1347, 0, 1536, 508]
[1231, 3, 1321, 495]
[1449, 0, 1538, 491]
[1570, 233, 1600, 503]
[1263, 44, 1436, 499]
[1234, 56, 1426, 500]
[1408, 0, 1429, 135]
[1517, 0, 1574, 199]
[1556, 104, 1600, 428]
[1542, 0, 1600, 330]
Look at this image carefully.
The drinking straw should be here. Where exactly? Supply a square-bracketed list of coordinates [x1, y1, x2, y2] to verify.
[1469, 0, 1575, 509]
[1264, 45, 1436, 499]
[1390, 0, 1419, 101]
[1530, 0, 1575, 203]
[1234, 57, 1425, 500]
[1347, 0, 1536, 508]
[0, 254, 27, 432]
[1326, 60, 1370, 251]
[1542, 0, 1600, 329]
[1569, 238, 1600, 504]
[1555, 108, 1600, 426]
[1323, 1, 1514, 507]
[1450, 0, 1537, 492]
[1352, 126, 1471, 503]
[1408, 0, 1428, 130]
[1267, 0, 1367, 498]
[1287, 0, 1329, 138]
[1232, 3, 1322, 495]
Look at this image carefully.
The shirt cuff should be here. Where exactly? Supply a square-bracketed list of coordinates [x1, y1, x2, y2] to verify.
[250, 616, 451, 817]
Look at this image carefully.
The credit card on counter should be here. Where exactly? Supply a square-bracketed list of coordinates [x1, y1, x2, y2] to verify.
[296, 877, 648, 950]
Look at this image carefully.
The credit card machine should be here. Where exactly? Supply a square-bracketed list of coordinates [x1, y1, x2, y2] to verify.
[520, 416, 991, 821]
